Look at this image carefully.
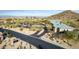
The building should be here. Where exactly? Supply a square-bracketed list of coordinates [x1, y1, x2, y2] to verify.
[18, 23, 31, 28]
[49, 20, 75, 32]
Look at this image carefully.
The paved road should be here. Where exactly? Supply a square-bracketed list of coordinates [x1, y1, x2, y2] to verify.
[0, 28, 64, 49]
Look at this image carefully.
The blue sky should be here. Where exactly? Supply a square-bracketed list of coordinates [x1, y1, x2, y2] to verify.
[0, 10, 78, 16]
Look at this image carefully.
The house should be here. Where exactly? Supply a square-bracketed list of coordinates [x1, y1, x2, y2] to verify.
[49, 20, 75, 32]
[18, 23, 31, 28]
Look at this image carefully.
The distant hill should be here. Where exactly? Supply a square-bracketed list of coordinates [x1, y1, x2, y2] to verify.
[48, 10, 79, 20]
[0, 16, 46, 19]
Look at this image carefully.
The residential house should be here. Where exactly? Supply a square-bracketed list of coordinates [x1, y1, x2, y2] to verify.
[49, 20, 75, 32]
[19, 23, 31, 28]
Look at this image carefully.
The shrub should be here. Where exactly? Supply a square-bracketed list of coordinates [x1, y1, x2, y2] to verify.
[63, 31, 79, 41]
[0, 40, 2, 44]
[20, 28, 23, 31]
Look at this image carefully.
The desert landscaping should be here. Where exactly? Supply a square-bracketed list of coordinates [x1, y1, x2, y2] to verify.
[0, 10, 79, 49]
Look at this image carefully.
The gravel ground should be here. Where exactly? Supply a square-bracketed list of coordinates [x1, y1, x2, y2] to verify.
[40, 33, 71, 49]
[0, 37, 37, 49]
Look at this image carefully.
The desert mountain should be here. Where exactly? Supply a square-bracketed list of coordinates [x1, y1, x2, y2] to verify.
[48, 10, 79, 20]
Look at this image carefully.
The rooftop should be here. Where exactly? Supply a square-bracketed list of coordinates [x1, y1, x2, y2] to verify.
[49, 20, 75, 30]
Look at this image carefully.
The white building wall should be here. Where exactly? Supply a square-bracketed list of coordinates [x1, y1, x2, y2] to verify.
[54, 28, 74, 32]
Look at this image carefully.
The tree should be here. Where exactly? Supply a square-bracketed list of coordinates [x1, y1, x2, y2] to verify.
[46, 23, 54, 31]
